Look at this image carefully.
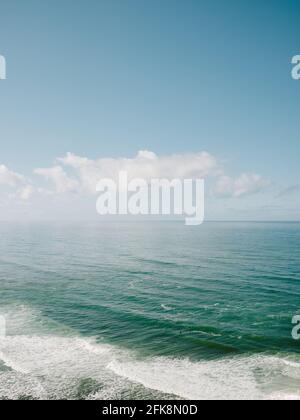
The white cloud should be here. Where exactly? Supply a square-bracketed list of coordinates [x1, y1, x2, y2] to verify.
[56, 151, 270, 200]
[0, 164, 38, 203]
[0, 165, 25, 187]
[215, 173, 270, 198]
[17, 185, 35, 201]
[57, 150, 221, 194]
[34, 166, 79, 194]
[0, 152, 270, 211]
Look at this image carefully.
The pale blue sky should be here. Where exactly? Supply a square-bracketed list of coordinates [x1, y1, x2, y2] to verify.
[0, 0, 299, 220]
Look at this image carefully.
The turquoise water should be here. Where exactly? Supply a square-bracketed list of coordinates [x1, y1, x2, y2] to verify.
[0, 221, 299, 400]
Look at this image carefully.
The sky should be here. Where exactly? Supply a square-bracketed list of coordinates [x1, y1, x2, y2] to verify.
[0, 0, 299, 221]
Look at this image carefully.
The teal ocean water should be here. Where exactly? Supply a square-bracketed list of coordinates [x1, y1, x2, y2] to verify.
[0, 221, 299, 400]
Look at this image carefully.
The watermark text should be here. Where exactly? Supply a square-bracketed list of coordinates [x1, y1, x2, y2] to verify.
[292, 315, 300, 340]
[292, 55, 300, 80]
[96, 172, 205, 226]
[0, 55, 6, 80]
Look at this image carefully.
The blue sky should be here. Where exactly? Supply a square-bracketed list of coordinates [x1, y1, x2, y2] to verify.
[0, 0, 299, 220]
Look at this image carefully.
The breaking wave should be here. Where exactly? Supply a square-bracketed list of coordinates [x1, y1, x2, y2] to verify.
[0, 305, 300, 400]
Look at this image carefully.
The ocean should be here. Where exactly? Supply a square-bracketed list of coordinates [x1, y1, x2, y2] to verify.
[0, 221, 299, 400]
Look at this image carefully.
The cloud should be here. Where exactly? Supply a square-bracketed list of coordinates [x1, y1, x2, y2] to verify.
[0, 151, 270, 207]
[37, 151, 269, 200]
[17, 185, 35, 201]
[34, 166, 79, 194]
[276, 185, 300, 198]
[57, 150, 221, 193]
[0, 165, 25, 187]
[215, 173, 270, 198]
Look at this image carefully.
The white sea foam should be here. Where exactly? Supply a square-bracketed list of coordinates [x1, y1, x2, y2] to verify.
[161, 304, 174, 311]
[0, 332, 132, 400]
[1, 305, 300, 400]
[108, 356, 300, 400]
[108, 357, 257, 400]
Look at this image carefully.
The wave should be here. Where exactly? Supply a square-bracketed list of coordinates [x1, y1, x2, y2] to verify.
[107, 355, 300, 401]
[0, 304, 300, 400]
[161, 304, 174, 311]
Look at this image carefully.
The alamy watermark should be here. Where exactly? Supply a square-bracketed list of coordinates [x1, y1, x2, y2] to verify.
[292, 55, 300, 80]
[292, 315, 300, 340]
[0, 54, 6, 80]
[96, 171, 205, 226]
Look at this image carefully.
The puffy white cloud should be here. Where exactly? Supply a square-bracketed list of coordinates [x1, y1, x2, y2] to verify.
[57, 150, 221, 193]
[0, 151, 270, 207]
[34, 166, 79, 194]
[215, 173, 270, 198]
[0, 164, 37, 203]
[56, 151, 270, 199]
[0, 165, 25, 187]
[17, 185, 35, 201]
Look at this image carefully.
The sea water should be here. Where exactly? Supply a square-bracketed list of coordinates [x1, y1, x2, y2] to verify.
[0, 221, 299, 400]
